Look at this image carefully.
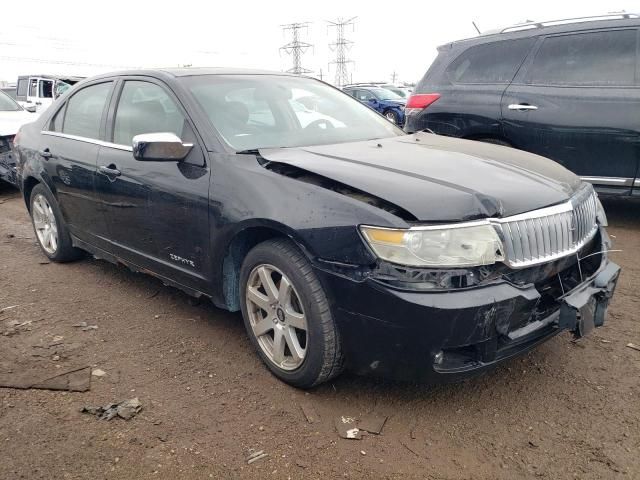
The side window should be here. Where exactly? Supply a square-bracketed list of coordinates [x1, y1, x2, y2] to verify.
[50, 105, 66, 132]
[359, 90, 374, 101]
[113, 81, 188, 146]
[446, 38, 534, 84]
[62, 82, 112, 139]
[524, 30, 637, 86]
[40, 80, 53, 98]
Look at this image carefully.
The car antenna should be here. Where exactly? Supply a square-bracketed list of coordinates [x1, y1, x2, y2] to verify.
[472, 21, 481, 35]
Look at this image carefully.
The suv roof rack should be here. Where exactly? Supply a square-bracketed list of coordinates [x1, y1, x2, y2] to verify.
[493, 13, 639, 34]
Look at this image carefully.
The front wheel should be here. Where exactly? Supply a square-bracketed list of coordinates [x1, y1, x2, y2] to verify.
[29, 184, 82, 262]
[239, 238, 343, 388]
[384, 109, 400, 124]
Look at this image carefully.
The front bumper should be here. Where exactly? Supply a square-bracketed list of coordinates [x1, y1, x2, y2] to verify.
[315, 233, 620, 383]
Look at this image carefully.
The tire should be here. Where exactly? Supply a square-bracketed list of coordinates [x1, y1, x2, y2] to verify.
[29, 184, 82, 262]
[476, 137, 512, 147]
[239, 238, 343, 388]
[384, 109, 400, 125]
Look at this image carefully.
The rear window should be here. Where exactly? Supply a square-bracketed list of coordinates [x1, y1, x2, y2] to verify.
[445, 38, 534, 84]
[524, 29, 638, 86]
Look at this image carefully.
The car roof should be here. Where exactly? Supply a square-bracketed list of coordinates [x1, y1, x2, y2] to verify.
[87, 67, 299, 81]
[440, 14, 640, 49]
[17, 74, 85, 81]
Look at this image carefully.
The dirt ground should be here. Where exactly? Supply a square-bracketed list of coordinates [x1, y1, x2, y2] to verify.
[1, 181, 639, 480]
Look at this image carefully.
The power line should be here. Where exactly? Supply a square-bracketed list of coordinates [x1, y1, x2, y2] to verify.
[328, 17, 356, 87]
[0, 55, 140, 69]
[280, 22, 313, 75]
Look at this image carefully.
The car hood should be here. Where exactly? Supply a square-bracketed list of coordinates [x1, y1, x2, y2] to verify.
[259, 133, 582, 223]
[0, 110, 36, 137]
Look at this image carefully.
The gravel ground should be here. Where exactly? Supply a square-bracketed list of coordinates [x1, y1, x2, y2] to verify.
[1, 182, 639, 480]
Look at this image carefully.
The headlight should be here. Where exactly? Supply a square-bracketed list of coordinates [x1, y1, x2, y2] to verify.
[360, 224, 505, 268]
[595, 195, 608, 227]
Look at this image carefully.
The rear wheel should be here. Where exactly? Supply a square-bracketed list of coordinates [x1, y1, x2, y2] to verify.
[29, 184, 82, 262]
[239, 238, 343, 388]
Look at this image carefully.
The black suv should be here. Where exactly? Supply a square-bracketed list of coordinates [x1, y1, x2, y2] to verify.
[405, 14, 640, 197]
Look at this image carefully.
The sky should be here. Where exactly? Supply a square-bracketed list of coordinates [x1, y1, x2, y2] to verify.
[0, 0, 637, 86]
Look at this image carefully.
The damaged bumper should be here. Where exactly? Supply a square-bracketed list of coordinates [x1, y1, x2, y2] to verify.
[0, 150, 17, 186]
[315, 233, 620, 383]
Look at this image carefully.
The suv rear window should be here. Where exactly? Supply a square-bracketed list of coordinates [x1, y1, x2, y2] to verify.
[525, 29, 638, 86]
[445, 38, 534, 84]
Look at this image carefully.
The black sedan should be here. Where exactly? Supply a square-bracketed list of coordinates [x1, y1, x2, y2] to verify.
[14, 68, 619, 388]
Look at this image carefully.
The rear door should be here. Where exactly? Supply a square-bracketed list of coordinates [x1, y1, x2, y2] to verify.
[502, 28, 640, 194]
[40, 81, 114, 247]
[409, 38, 534, 137]
[95, 78, 211, 291]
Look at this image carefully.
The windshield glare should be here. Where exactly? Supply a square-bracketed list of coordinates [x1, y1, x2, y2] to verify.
[0, 91, 21, 112]
[184, 75, 403, 151]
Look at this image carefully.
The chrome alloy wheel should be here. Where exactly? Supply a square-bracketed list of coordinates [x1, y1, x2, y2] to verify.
[385, 111, 396, 122]
[32, 194, 58, 255]
[245, 264, 308, 370]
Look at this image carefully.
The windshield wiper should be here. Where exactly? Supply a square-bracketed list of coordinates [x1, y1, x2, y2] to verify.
[236, 148, 261, 155]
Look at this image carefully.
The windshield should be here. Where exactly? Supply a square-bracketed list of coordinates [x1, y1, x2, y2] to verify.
[0, 90, 22, 112]
[184, 75, 403, 151]
[371, 88, 403, 101]
[385, 87, 410, 98]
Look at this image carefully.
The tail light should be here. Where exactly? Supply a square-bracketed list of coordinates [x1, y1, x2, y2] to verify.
[405, 93, 440, 115]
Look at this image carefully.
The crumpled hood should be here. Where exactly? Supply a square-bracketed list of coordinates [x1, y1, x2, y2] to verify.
[259, 133, 582, 222]
[0, 111, 36, 137]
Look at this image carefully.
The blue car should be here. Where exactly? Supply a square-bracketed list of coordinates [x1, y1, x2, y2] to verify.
[343, 86, 406, 125]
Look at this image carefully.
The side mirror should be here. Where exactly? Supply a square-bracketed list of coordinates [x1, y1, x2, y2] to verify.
[132, 132, 193, 162]
[25, 105, 37, 113]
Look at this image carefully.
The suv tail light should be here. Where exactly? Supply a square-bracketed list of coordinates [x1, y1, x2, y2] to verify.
[405, 93, 440, 115]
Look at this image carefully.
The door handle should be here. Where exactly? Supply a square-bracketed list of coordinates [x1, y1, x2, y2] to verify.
[508, 103, 538, 111]
[39, 148, 52, 159]
[99, 165, 122, 177]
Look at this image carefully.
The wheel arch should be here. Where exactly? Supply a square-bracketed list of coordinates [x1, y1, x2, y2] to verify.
[219, 222, 313, 312]
[22, 175, 41, 211]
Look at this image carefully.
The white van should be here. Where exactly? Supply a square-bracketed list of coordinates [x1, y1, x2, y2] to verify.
[15, 75, 83, 113]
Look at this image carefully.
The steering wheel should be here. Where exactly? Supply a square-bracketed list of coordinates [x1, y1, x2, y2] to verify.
[304, 119, 335, 131]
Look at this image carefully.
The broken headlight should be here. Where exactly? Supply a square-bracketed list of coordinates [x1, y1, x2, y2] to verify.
[360, 224, 504, 268]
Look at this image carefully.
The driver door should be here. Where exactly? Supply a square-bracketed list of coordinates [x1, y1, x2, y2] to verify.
[95, 78, 212, 291]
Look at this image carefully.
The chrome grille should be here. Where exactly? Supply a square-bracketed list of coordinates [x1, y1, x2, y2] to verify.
[495, 185, 598, 268]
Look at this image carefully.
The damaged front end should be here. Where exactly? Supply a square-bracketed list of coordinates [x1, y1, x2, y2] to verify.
[313, 226, 619, 383]
[254, 146, 619, 383]
[0, 135, 17, 186]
